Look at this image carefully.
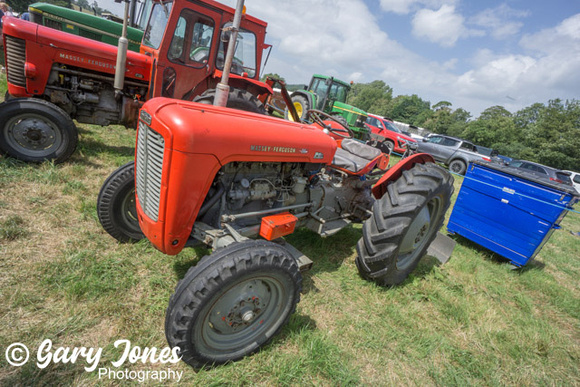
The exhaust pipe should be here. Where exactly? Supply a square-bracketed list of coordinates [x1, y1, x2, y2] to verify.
[114, 0, 130, 98]
[214, 0, 245, 107]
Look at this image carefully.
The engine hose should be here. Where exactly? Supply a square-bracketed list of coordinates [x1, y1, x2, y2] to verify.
[198, 182, 225, 217]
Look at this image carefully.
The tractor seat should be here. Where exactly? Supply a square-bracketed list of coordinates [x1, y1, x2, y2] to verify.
[332, 138, 382, 174]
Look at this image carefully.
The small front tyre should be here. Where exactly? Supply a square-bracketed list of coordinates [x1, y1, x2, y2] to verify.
[165, 240, 302, 369]
[97, 161, 144, 242]
[0, 98, 77, 163]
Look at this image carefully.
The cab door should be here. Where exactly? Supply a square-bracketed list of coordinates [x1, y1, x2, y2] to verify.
[146, 1, 222, 99]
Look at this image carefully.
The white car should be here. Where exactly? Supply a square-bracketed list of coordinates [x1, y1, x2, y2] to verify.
[563, 170, 580, 193]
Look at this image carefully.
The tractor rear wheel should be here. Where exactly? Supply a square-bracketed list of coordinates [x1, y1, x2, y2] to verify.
[356, 162, 453, 286]
[285, 94, 310, 122]
[194, 88, 266, 114]
[97, 161, 144, 242]
[165, 240, 302, 369]
[0, 98, 77, 163]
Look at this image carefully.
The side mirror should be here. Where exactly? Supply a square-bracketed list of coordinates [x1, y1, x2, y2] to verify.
[422, 138, 428, 142]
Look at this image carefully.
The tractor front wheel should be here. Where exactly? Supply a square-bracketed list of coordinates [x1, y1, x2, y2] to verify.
[165, 240, 302, 369]
[356, 162, 454, 286]
[97, 161, 144, 243]
[194, 88, 266, 114]
[0, 98, 77, 163]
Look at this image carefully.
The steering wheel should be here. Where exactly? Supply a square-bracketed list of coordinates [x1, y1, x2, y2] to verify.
[306, 109, 354, 139]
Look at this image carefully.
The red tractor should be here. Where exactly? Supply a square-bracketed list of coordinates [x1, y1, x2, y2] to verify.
[0, 0, 272, 163]
[97, 97, 454, 369]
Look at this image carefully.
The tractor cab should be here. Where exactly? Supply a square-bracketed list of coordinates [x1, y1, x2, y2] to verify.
[287, 74, 370, 141]
[308, 75, 350, 110]
[140, 0, 271, 100]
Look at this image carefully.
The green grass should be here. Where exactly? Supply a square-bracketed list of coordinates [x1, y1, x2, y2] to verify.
[1, 72, 579, 384]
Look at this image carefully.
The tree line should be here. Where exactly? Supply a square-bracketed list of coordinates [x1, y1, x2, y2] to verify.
[347, 80, 580, 171]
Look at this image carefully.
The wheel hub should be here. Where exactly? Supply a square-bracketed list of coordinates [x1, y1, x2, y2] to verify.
[10, 118, 57, 150]
[397, 204, 433, 270]
[224, 296, 263, 330]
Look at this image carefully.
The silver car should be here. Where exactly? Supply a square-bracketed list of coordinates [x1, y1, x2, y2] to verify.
[507, 160, 573, 187]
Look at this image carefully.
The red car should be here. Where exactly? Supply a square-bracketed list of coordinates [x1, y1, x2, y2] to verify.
[365, 114, 417, 154]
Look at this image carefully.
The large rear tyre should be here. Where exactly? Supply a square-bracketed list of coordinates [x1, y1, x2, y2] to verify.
[356, 162, 454, 286]
[284, 94, 310, 122]
[0, 98, 77, 163]
[97, 161, 144, 243]
[194, 88, 266, 114]
[165, 240, 302, 369]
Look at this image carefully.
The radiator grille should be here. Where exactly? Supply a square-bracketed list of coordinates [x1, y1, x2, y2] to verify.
[135, 121, 165, 222]
[5, 36, 26, 88]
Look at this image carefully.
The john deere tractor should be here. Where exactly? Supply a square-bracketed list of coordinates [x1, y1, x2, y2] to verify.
[285, 75, 369, 141]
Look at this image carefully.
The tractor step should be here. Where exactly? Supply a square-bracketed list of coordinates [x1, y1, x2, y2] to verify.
[426, 232, 456, 264]
[272, 240, 313, 272]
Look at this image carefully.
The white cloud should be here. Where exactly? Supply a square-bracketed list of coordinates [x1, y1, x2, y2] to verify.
[379, 0, 457, 15]
[411, 5, 473, 47]
[220, 0, 580, 116]
[470, 4, 530, 40]
[454, 13, 580, 112]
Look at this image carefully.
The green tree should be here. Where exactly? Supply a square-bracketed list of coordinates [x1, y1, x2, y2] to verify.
[386, 94, 431, 126]
[432, 100, 452, 111]
[528, 99, 580, 170]
[261, 73, 285, 83]
[462, 106, 517, 153]
[347, 80, 392, 115]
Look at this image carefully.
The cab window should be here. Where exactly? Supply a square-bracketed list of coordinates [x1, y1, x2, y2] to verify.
[217, 23, 257, 78]
[460, 142, 475, 151]
[143, 2, 173, 49]
[168, 9, 215, 68]
[328, 83, 348, 103]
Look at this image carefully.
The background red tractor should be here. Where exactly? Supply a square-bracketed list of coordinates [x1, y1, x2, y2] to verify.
[97, 97, 454, 369]
[0, 0, 272, 163]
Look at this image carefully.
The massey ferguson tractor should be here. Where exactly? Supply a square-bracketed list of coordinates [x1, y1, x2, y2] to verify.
[97, 97, 454, 369]
[0, 0, 272, 163]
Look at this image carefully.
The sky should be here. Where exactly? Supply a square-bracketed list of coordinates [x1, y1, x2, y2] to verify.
[98, 0, 580, 118]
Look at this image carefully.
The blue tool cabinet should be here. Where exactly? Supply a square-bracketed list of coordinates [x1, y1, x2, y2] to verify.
[447, 161, 578, 266]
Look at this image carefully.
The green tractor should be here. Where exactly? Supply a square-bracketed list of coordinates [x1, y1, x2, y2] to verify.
[285, 75, 370, 141]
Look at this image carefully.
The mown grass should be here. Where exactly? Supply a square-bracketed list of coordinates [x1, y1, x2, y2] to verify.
[1, 72, 579, 385]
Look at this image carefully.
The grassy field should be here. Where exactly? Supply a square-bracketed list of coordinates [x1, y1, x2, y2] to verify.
[1, 73, 579, 385]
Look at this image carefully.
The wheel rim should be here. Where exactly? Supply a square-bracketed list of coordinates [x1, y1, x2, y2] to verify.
[450, 162, 463, 173]
[5, 113, 62, 157]
[397, 196, 443, 270]
[195, 273, 290, 355]
[120, 188, 141, 234]
[291, 102, 303, 121]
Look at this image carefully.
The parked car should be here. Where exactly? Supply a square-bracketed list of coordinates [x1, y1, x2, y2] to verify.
[475, 145, 511, 165]
[416, 134, 491, 175]
[563, 170, 580, 193]
[364, 114, 417, 154]
[507, 160, 574, 187]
